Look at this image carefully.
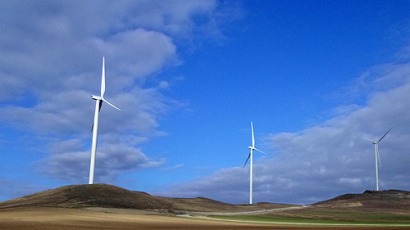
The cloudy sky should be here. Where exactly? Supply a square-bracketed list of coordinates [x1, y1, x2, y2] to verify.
[1, 0, 410, 205]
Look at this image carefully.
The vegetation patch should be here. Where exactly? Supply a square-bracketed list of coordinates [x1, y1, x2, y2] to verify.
[212, 214, 352, 225]
[281, 208, 410, 224]
[211, 212, 410, 226]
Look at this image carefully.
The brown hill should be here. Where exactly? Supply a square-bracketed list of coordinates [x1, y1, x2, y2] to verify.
[0, 184, 172, 210]
[0, 184, 284, 213]
[313, 189, 410, 212]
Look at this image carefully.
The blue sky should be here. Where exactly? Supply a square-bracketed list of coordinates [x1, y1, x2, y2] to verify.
[1, 0, 410, 204]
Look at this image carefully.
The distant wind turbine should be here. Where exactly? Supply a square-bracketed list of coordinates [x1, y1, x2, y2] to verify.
[365, 127, 392, 191]
[243, 121, 266, 205]
[89, 57, 120, 184]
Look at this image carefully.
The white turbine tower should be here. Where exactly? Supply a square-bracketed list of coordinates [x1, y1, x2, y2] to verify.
[366, 127, 392, 191]
[89, 57, 120, 184]
[243, 121, 265, 205]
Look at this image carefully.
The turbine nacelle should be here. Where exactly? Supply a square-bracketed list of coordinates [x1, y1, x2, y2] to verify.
[91, 95, 102, 100]
[91, 95, 120, 112]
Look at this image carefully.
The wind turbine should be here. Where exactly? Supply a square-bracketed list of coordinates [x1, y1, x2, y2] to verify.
[89, 57, 120, 184]
[243, 121, 265, 204]
[365, 127, 392, 191]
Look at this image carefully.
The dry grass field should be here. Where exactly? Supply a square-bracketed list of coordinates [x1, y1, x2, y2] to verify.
[0, 184, 409, 229]
[0, 207, 275, 230]
[1, 207, 408, 230]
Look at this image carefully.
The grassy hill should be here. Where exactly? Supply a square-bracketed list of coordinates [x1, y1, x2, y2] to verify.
[0, 184, 290, 212]
[313, 189, 410, 212]
[1, 185, 410, 229]
[0, 184, 169, 209]
[245, 189, 410, 225]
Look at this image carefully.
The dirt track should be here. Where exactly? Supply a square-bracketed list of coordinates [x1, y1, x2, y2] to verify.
[0, 207, 408, 230]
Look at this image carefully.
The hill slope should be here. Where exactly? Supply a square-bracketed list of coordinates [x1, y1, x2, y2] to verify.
[4, 184, 408, 214]
[313, 189, 410, 212]
[0, 184, 172, 210]
[0, 184, 280, 212]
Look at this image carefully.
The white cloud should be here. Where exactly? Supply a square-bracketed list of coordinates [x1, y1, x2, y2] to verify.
[0, 0, 236, 187]
[159, 60, 410, 204]
[93, 28, 179, 80]
[123, 0, 218, 37]
[0, 0, 223, 100]
[38, 143, 164, 183]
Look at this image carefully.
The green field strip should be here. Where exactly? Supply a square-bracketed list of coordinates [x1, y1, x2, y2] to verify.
[211, 214, 410, 227]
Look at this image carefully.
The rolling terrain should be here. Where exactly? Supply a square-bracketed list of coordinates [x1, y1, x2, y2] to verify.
[314, 189, 410, 211]
[0, 184, 291, 212]
[0, 184, 409, 229]
[229, 189, 410, 228]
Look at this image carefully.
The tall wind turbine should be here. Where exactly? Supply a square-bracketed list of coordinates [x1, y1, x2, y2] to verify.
[366, 127, 392, 191]
[243, 121, 265, 205]
[89, 57, 120, 184]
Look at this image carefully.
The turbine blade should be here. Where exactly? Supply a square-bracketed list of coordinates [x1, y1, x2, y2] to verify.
[243, 153, 251, 168]
[362, 136, 375, 143]
[101, 56, 106, 97]
[377, 127, 392, 143]
[102, 98, 121, 111]
[254, 147, 266, 154]
[251, 121, 255, 148]
[98, 100, 103, 112]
